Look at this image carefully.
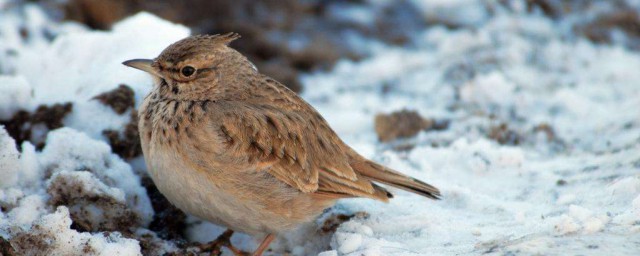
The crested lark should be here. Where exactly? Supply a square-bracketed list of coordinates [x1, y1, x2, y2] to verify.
[124, 33, 440, 256]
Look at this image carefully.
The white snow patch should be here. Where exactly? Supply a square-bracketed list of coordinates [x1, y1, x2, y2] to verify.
[0, 127, 20, 188]
[0, 76, 31, 119]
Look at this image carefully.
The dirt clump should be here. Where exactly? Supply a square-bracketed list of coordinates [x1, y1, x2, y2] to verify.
[103, 112, 142, 159]
[0, 103, 73, 150]
[0, 236, 17, 256]
[47, 172, 140, 234]
[319, 211, 369, 234]
[93, 84, 135, 115]
[92, 84, 142, 159]
[30, 103, 73, 130]
[488, 123, 522, 145]
[524, 0, 559, 18]
[556, 179, 567, 186]
[375, 109, 443, 142]
[533, 123, 557, 142]
[577, 10, 640, 50]
[8, 228, 55, 256]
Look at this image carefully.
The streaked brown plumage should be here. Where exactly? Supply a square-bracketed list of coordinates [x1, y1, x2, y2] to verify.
[124, 33, 440, 256]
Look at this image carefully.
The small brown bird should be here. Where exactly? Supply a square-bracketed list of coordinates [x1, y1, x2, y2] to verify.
[124, 33, 440, 256]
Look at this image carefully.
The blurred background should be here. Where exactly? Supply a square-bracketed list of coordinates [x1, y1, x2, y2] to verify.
[9, 0, 640, 93]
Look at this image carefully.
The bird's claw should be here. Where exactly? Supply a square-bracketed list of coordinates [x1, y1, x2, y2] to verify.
[198, 229, 248, 256]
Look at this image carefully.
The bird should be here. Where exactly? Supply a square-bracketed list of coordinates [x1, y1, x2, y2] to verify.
[123, 33, 440, 256]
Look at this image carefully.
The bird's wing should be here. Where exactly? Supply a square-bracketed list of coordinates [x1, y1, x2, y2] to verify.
[205, 99, 388, 200]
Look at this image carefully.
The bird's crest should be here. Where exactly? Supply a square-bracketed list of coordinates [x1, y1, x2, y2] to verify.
[197, 32, 241, 45]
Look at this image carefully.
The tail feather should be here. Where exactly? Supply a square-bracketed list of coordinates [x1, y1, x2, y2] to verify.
[315, 179, 393, 202]
[351, 160, 441, 200]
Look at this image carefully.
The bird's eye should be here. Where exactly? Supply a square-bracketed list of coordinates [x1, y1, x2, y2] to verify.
[181, 66, 196, 77]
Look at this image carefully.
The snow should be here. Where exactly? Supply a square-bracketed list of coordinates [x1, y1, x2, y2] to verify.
[1, 0, 640, 255]
[298, 2, 640, 255]
[0, 76, 31, 120]
[20, 207, 142, 256]
[1, 9, 189, 138]
[0, 127, 153, 254]
[0, 128, 20, 188]
[409, 0, 490, 27]
[40, 128, 153, 224]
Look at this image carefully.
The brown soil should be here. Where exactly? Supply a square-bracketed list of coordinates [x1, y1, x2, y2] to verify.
[375, 109, 438, 142]
[47, 173, 141, 234]
[93, 84, 135, 115]
[488, 123, 522, 145]
[0, 103, 73, 150]
[319, 211, 369, 234]
[578, 10, 640, 50]
[8, 227, 54, 256]
[533, 123, 557, 142]
[0, 236, 17, 256]
[103, 111, 142, 159]
[91, 84, 142, 159]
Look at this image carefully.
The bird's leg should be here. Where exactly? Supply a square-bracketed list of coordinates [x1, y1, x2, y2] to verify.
[199, 229, 246, 256]
[251, 234, 275, 256]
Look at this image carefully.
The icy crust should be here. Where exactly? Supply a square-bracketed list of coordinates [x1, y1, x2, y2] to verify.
[322, 141, 640, 255]
[41, 128, 153, 226]
[0, 127, 151, 255]
[0, 127, 20, 188]
[10, 207, 142, 256]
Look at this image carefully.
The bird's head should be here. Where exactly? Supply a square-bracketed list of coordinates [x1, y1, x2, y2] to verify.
[123, 33, 256, 100]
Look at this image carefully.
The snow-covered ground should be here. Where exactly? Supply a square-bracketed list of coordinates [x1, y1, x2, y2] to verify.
[1, 1, 639, 255]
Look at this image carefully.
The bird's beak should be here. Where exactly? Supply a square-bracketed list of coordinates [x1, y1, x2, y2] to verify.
[122, 59, 163, 78]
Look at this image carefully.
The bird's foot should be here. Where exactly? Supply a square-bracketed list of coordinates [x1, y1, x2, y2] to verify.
[199, 229, 248, 256]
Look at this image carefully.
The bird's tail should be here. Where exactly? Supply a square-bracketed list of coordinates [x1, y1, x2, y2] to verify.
[350, 159, 441, 200]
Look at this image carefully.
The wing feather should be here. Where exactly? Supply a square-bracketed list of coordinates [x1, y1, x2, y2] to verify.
[203, 76, 392, 201]
[210, 100, 362, 194]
